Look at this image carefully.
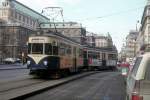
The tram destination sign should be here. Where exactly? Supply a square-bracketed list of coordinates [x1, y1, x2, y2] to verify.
[31, 38, 45, 43]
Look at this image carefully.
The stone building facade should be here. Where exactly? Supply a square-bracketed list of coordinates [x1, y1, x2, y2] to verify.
[136, 1, 150, 54]
[0, 25, 35, 62]
[95, 34, 113, 48]
[125, 30, 138, 61]
[86, 32, 96, 47]
[0, 0, 49, 62]
[0, 0, 49, 30]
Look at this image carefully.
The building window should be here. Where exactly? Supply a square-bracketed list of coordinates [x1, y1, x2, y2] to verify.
[0, 11, 1, 16]
[34, 21, 37, 27]
[32, 21, 34, 26]
[27, 17, 29, 24]
[2, 2, 8, 7]
[17, 13, 19, 20]
[30, 19, 32, 25]
[13, 11, 15, 18]
[2, 10, 7, 16]
[19, 14, 22, 21]
[11, 10, 13, 17]
[28, 18, 31, 25]
[23, 16, 25, 22]
[15, 12, 17, 19]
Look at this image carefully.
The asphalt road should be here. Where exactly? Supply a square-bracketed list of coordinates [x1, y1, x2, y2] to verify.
[0, 63, 27, 70]
[26, 71, 126, 100]
[0, 68, 30, 82]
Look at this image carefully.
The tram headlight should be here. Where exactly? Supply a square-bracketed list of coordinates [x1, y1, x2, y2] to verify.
[43, 61, 48, 66]
[27, 60, 31, 65]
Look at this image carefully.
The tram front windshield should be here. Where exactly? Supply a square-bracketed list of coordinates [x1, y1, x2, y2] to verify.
[29, 43, 43, 54]
[28, 43, 58, 55]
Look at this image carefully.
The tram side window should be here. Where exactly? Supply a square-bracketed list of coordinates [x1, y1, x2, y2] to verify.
[79, 49, 83, 57]
[59, 43, 66, 56]
[93, 53, 97, 59]
[45, 43, 52, 55]
[88, 52, 92, 58]
[83, 51, 87, 58]
[59, 47, 65, 56]
[108, 54, 116, 60]
[102, 53, 106, 60]
[53, 46, 58, 55]
[96, 53, 100, 59]
[66, 47, 71, 55]
[32, 43, 43, 54]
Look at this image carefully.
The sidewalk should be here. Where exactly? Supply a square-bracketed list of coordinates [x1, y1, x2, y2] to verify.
[0, 63, 27, 70]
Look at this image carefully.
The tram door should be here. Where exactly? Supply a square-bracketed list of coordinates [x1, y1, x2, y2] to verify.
[83, 50, 88, 67]
[73, 47, 77, 71]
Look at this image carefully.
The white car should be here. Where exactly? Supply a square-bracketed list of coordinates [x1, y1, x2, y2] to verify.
[126, 52, 150, 100]
[3, 58, 21, 64]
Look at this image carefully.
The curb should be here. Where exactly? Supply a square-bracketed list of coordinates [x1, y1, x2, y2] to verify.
[10, 71, 98, 100]
[0, 67, 27, 70]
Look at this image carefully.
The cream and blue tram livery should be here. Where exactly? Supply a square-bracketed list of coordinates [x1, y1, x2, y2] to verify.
[27, 33, 83, 75]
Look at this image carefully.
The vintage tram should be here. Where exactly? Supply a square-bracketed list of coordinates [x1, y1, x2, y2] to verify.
[27, 32, 83, 76]
[27, 32, 117, 76]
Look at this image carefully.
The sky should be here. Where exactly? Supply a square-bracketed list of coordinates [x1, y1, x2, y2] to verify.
[18, 0, 147, 52]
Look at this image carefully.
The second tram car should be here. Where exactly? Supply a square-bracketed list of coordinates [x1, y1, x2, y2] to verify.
[82, 46, 117, 70]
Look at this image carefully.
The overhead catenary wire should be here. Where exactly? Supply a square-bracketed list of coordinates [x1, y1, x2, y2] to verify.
[65, 6, 145, 22]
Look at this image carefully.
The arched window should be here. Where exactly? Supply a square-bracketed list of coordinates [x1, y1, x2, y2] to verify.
[2, 1, 8, 7]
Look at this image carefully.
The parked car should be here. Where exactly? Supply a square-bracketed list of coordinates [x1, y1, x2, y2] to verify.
[3, 58, 21, 64]
[126, 52, 150, 100]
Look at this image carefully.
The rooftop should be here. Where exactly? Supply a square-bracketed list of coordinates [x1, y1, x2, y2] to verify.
[40, 22, 84, 29]
[4, 0, 50, 22]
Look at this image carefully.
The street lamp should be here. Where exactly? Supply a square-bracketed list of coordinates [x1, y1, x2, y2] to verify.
[136, 20, 140, 31]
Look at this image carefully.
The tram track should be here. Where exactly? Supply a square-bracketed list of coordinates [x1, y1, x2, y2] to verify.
[0, 76, 47, 100]
[0, 78, 47, 93]
[0, 71, 99, 100]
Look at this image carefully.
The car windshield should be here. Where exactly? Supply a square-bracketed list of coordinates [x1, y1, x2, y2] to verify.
[131, 57, 142, 76]
[145, 58, 150, 80]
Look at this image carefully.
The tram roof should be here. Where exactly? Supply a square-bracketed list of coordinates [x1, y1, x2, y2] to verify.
[30, 31, 82, 45]
[30, 31, 117, 53]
